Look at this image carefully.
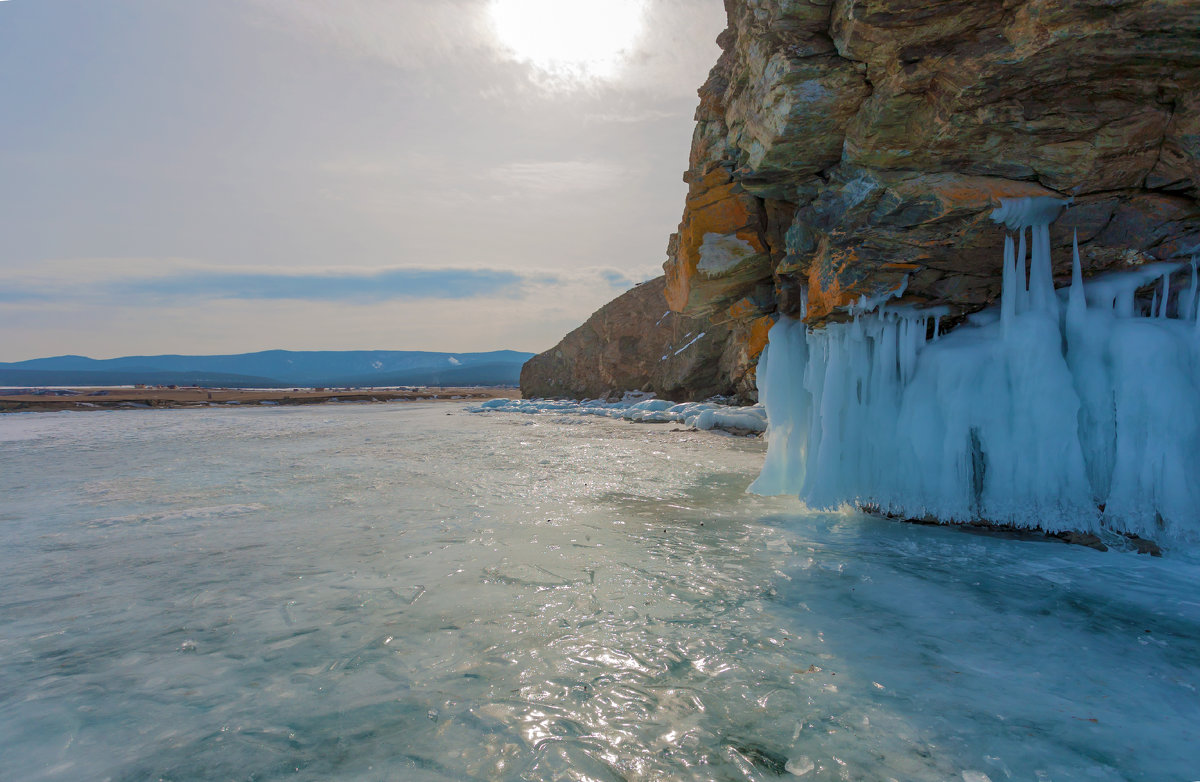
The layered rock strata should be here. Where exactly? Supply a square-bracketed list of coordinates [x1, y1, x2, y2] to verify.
[520, 277, 767, 401]
[523, 0, 1200, 401]
[672, 0, 1200, 331]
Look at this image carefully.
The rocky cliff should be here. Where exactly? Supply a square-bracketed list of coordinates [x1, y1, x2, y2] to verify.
[523, 0, 1200, 401]
[520, 277, 768, 400]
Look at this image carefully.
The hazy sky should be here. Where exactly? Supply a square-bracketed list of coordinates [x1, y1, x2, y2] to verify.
[0, 0, 725, 360]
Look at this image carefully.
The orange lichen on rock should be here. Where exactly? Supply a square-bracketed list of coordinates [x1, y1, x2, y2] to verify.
[725, 297, 759, 320]
[805, 273, 859, 321]
[912, 174, 1059, 215]
[746, 315, 774, 359]
[862, 174, 1064, 234]
[663, 262, 693, 314]
[805, 245, 865, 321]
[727, 300, 754, 319]
[664, 166, 769, 314]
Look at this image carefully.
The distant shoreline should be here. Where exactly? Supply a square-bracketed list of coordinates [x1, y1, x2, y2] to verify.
[0, 386, 519, 413]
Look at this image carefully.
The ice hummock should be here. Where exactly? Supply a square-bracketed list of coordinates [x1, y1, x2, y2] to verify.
[753, 197, 1200, 544]
[471, 396, 768, 434]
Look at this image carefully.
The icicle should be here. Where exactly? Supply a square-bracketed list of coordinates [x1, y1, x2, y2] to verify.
[1027, 223, 1057, 317]
[1195, 260, 1200, 335]
[1001, 233, 1016, 333]
[1015, 228, 1028, 314]
[933, 315, 942, 342]
[756, 194, 1200, 543]
[1066, 228, 1086, 330]
[1070, 230, 1084, 289]
[1151, 288, 1158, 318]
[990, 196, 1072, 315]
[1187, 257, 1198, 322]
[1115, 286, 1135, 318]
[989, 196, 1071, 230]
[897, 316, 923, 384]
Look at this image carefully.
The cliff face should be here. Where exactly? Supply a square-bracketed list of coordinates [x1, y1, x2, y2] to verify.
[524, 0, 1200, 401]
[520, 277, 767, 401]
[671, 0, 1200, 325]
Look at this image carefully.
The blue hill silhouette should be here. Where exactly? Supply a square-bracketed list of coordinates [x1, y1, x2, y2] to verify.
[0, 350, 533, 388]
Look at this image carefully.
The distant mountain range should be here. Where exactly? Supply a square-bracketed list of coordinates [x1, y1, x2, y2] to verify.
[0, 349, 534, 388]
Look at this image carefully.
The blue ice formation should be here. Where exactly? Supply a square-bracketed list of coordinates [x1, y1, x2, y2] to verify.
[752, 197, 1200, 543]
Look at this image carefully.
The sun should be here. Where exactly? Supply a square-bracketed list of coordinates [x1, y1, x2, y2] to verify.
[488, 0, 647, 85]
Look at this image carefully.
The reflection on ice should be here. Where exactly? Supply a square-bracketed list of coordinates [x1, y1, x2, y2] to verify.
[0, 405, 1196, 780]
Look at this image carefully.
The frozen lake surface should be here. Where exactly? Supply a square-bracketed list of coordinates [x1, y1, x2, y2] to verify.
[1, 404, 1197, 781]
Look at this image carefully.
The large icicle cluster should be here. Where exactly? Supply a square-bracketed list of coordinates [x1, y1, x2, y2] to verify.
[752, 197, 1200, 543]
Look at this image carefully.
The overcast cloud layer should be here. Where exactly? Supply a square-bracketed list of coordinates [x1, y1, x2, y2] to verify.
[0, 0, 725, 360]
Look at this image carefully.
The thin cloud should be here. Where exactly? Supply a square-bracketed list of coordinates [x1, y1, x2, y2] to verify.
[584, 109, 684, 124]
[245, 0, 723, 96]
[0, 265, 662, 359]
[599, 269, 645, 290]
[247, 0, 494, 70]
[121, 267, 547, 302]
[5, 262, 558, 304]
[0, 289, 49, 303]
[489, 160, 626, 194]
[6, 259, 645, 304]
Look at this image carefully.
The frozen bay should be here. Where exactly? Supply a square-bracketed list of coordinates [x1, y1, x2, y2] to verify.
[1, 404, 1197, 781]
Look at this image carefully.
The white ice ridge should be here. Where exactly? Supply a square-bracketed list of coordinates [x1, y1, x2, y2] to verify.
[753, 198, 1200, 543]
[470, 397, 767, 434]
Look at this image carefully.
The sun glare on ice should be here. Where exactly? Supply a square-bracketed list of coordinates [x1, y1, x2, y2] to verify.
[488, 0, 646, 85]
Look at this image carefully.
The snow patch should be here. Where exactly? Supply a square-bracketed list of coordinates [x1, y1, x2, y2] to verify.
[990, 195, 1071, 231]
[674, 332, 706, 355]
[697, 232, 758, 275]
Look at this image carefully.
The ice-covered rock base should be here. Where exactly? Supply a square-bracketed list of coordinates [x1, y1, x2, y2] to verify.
[753, 198, 1200, 545]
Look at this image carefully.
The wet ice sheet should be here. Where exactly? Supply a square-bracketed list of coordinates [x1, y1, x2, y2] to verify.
[0, 405, 1196, 781]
